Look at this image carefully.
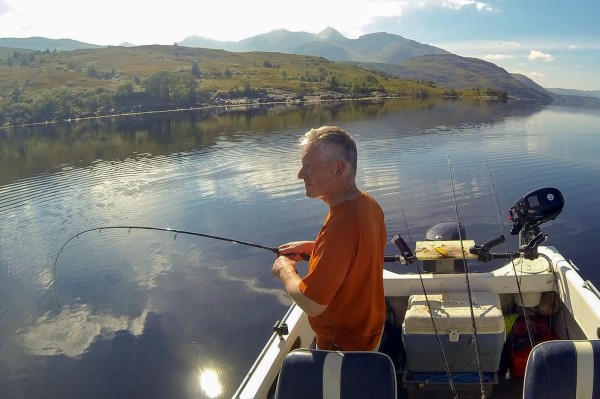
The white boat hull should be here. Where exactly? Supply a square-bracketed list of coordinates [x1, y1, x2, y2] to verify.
[234, 245, 600, 398]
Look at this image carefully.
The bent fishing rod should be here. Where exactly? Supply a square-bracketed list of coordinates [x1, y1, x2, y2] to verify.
[52, 225, 403, 304]
[51, 225, 307, 308]
[53, 225, 403, 274]
[53, 225, 305, 275]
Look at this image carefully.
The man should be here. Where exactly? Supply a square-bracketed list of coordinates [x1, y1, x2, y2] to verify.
[271, 125, 387, 351]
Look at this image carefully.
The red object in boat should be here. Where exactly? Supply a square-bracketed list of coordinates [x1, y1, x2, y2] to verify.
[510, 314, 551, 338]
[508, 314, 557, 378]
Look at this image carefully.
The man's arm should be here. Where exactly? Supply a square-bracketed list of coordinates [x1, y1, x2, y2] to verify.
[272, 256, 326, 317]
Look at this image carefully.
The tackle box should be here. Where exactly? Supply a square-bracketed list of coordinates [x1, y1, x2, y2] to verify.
[402, 291, 505, 373]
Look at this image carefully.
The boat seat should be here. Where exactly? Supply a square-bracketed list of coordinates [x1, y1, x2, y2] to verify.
[523, 340, 600, 399]
[274, 349, 397, 399]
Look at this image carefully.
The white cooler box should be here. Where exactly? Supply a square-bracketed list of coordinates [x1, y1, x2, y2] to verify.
[402, 291, 505, 373]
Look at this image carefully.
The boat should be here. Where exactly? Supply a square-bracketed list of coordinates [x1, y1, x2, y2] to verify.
[233, 187, 600, 398]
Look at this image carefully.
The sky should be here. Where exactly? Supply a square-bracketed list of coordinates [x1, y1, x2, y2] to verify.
[1, 0, 599, 91]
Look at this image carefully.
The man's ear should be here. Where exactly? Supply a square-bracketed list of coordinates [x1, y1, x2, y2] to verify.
[334, 159, 346, 176]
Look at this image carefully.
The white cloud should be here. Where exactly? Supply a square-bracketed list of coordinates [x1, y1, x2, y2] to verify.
[0, 0, 497, 45]
[484, 54, 515, 60]
[440, 0, 494, 11]
[527, 71, 546, 80]
[0, 0, 11, 13]
[528, 50, 555, 62]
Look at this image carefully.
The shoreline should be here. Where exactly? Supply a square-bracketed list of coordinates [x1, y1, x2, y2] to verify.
[1, 94, 405, 129]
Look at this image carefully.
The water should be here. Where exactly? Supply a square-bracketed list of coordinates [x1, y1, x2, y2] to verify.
[1, 99, 599, 398]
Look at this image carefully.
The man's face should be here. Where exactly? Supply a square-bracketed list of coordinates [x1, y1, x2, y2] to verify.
[298, 143, 337, 200]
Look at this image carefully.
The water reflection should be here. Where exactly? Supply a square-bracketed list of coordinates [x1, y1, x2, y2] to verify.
[17, 304, 149, 357]
[1, 100, 598, 399]
[0, 99, 543, 186]
[198, 368, 223, 398]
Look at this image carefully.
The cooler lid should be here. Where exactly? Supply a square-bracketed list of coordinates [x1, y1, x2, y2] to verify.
[404, 292, 505, 335]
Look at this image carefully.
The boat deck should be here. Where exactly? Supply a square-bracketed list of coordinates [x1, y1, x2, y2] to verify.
[393, 368, 524, 399]
[395, 372, 523, 398]
[491, 378, 523, 399]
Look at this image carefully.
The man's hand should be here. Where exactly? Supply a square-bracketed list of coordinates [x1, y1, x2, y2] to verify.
[278, 240, 314, 261]
[271, 254, 327, 317]
[271, 255, 297, 280]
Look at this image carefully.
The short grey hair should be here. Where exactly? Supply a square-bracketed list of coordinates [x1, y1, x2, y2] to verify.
[299, 126, 358, 176]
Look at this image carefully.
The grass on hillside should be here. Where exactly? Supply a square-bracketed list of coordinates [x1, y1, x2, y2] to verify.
[0, 44, 466, 126]
[2, 45, 448, 93]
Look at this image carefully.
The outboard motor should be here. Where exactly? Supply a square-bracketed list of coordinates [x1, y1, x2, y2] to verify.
[509, 187, 564, 247]
[423, 220, 466, 274]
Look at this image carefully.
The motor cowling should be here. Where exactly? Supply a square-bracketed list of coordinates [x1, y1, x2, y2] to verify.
[423, 220, 466, 273]
[426, 220, 466, 241]
[509, 187, 564, 236]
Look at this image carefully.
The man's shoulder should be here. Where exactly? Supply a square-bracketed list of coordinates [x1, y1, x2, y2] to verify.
[360, 191, 384, 211]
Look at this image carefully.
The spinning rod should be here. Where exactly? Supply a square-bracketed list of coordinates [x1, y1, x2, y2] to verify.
[52, 225, 403, 307]
[51, 225, 305, 308]
[53, 225, 300, 273]
[53, 225, 402, 275]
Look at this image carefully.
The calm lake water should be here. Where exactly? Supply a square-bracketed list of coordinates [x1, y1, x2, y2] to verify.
[1, 99, 599, 398]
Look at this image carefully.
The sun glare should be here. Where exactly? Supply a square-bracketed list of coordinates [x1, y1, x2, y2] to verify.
[199, 369, 223, 398]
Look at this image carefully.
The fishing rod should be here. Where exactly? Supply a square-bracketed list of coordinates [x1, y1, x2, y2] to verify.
[447, 155, 486, 399]
[52, 225, 404, 307]
[53, 225, 402, 272]
[51, 225, 308, 308]
[392, 193, 458, 397]
[53, 225, 307, 274]
[484, 161, 541, 350]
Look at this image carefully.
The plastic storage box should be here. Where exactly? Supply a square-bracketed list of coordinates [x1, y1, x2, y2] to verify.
[402, 292, 505, 373]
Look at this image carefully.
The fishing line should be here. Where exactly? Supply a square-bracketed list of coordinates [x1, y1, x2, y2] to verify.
[486, 162, 566, 349]
[395, 191, 416, 249]
[52, 225, 305, 308]
[485, 161, 537, 348]
[395, 193, 458, 398]
[447, 155, 486, 399]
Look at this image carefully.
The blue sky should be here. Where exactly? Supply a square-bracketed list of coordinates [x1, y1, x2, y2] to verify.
[1, 0, 598, 90]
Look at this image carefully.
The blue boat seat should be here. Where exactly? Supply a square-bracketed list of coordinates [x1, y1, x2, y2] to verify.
[274, 349, 397, 399]
[523, 340, 600, 399]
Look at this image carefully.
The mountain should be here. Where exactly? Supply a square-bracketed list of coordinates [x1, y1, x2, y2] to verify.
[178, 36, 237, 51]
[546, 88, 600, 99]
[354, 55, 553, 102]
[0, 29, 572, 105]
[510, 73, 553, 95]
[512, 74, 600, 108]
[0, 37, 102, 51]
[316, 27, 348, 42]
[180, 28, 450, 63]
[178, 28, 549, 101]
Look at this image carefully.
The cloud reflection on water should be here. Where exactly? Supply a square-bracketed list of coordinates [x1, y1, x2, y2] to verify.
[17, 304, 149, 357]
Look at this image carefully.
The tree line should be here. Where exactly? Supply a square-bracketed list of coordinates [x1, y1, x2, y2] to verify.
[1, 60, 390, 127]
[3, 49, 490, 127]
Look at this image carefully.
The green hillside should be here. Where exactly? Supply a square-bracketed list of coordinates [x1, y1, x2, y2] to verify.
[0, 45, 475, 127]
[352, 54, 553, 103]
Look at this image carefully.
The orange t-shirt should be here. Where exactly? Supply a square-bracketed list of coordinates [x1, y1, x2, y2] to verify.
[298, 192, 387, 351]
